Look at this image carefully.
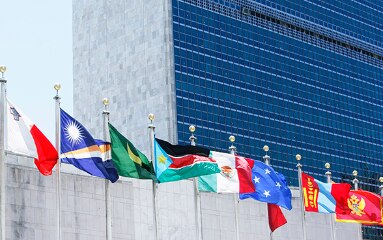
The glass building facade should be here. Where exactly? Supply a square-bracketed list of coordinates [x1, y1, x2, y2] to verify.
[172, 0, 382, 238]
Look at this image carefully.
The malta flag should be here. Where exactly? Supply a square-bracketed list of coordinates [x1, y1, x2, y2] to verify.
[7, 100, 58, 175]
[302, 172, 350, 214]
[336, 190, 383, 224]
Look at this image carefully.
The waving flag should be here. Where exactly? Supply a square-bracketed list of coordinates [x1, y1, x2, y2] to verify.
[198, 152, 255, 193]
[109, 123, 156, 180]
[239, 160, 292, 210]
[154, 139, 220, 183]
[60, 109, 118, 182]
[301, 172, 350, 214]
[6, 99, 57, 175]
[268, 203, 287, 232]
[336, 190, 383, 224]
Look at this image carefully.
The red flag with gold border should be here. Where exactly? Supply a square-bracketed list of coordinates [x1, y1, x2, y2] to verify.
[336, 190, 383, 224]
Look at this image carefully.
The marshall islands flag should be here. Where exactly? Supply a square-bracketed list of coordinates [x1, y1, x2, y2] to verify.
[301, 172, 350, 214]
[60, 109, 119, 182]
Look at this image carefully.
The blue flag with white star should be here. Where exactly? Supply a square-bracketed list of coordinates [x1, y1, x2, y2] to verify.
[239, 160, 292, 210]
[60, 109, 119, 182]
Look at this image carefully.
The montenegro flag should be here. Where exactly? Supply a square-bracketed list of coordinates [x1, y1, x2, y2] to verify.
[336, 190, 383, 224]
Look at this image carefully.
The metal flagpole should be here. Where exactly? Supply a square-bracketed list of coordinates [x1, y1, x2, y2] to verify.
[325, 163, 336, 240]
[379, 177, 383, 197]
[148, 113, 158, 240]
[189, 125, 202, 240]
[102, 98, 112, 240]
[53, 83, 62, 240]
[296, 154, 307, 240]
[262, 145, 273, 240]
[228, 135, 240, 240]
[0, 66, 7, 240]
[352, 170, 362, 240]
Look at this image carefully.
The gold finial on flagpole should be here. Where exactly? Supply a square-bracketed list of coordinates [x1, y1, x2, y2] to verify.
[0, 66, 6, 79]
[189, 125, 196, 146]
[229, 135, 236, 155]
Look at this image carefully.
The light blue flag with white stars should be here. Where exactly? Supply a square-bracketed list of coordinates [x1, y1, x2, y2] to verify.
[239, 160, 292, 210]
[60, 109, 119, 182]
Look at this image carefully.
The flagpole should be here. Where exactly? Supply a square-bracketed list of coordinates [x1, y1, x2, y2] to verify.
[352, 170, 362, 240]
[325, 163, 336, 240]
[229, 135, 240, 240]
[148, 113, 158, 240]
[379, 177, 383, 197]
[102, 98, 112, 240]
[296, 154, 307, 240]
[189, 125, 203, 240]
[263, 145, 273, 240]
[0, 66, 7, 240]
[53, 83, 62, 240]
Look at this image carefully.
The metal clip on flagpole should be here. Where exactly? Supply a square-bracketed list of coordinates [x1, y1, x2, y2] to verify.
[102, 98, 112, 240]
[189, 125, 202, 240]
[0, 66, 7, 240]
[148, 113, 158, 240]
[379, 177, 383, 197]
[263, 145, 270, 166]
[296, 154, 307, 240]
[53, 83, 62, 240]
[325, 163, 336, 240]
[229, 135, 240, 240]
[352, 170, 359, 190]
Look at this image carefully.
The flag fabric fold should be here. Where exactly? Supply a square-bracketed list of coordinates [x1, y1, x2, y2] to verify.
[239, 160, 292, 210]
[108, 123, 156, 180]
[301, 172, 350, 214]
[6, 99, 58, 175]
[60, 109, 118, 182]
[336, 190, 383, 224]
[268, 203, 287, 232]
[154, 138, 221, 183]
[198, 152, 255, 193]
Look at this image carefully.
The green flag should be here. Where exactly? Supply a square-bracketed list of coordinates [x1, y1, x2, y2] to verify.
[109, 123, 156, 180]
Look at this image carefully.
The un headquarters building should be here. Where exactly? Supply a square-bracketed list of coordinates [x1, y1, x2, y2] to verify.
[73, 0, 382, 239]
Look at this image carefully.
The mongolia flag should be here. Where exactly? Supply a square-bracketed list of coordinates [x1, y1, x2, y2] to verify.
[336, 190, 383, 224]
[60, 109, 118, 182]
[154, 138, 221, 183]
[239, 160, 292, 210]
[198, 152, 255, 193]
[301, 172, 350, 214]
[6, 99, 58, 175]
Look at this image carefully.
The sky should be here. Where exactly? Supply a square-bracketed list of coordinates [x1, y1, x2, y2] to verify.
[0, 1, 73, 141]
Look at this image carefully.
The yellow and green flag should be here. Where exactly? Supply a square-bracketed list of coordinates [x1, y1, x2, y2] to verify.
[109, 123, 156, 180]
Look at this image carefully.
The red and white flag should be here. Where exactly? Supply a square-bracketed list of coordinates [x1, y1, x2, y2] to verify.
[6, 99, 58, 175]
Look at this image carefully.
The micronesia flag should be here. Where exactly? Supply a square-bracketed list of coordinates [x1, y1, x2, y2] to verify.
[60, 109, 119, 182]
[240, 159, 292, 210]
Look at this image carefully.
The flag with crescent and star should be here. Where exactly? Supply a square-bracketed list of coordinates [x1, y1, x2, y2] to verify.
[60, 109, 118, 182]
[239, 160, 292, 210]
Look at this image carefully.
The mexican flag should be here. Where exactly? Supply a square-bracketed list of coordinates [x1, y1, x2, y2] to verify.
[198, 151, 254, 193]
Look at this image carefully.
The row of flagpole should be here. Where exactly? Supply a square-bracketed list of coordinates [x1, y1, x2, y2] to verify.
[1, 69, 383, 240]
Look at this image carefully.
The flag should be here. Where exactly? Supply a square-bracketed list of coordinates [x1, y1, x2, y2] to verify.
[198, 152, 255, 193]
[301, 172, 350, 214]
[336, 190, 383, 224]
[60, 109, 118, 182]
[268, 204, 287, 232]
[6, 99, 57, 175]
[108, 123, 156, 180]
[154, 138, 221, 183]
[239, 160, 292, 210]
